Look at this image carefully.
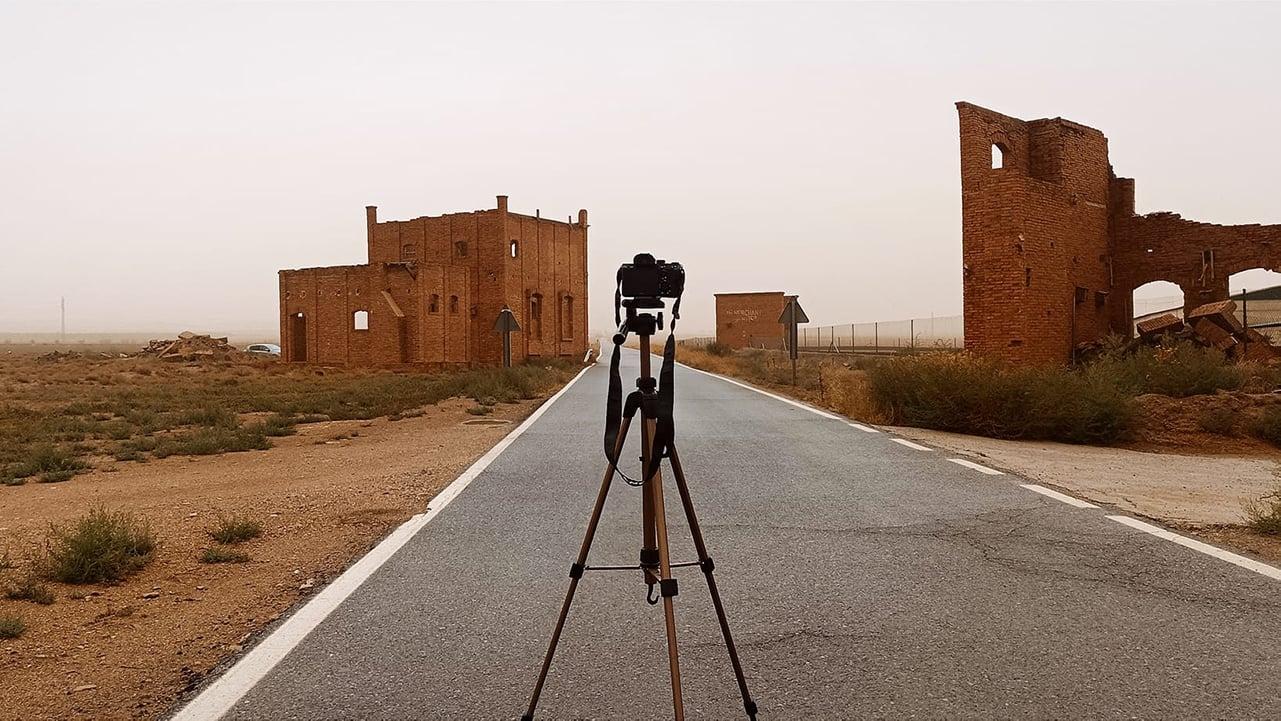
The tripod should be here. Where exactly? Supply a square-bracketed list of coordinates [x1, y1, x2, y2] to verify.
[522, 310, 758, 721]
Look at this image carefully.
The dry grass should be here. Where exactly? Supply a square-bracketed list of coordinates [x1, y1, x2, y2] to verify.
[209, 514, 262, 545]
[0, 614, 24, 639]
[42, 507, 157, 584]
[199, 546, 250, 564]
[0, 355, 578, 486]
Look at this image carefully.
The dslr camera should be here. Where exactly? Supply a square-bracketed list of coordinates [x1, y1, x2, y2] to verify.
[619, 253, 685, 306]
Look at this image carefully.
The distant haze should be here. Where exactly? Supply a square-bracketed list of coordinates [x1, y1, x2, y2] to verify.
[2, 2, 1279, 339]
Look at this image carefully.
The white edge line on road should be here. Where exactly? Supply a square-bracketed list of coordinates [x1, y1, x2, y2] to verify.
[677, 362, 844, 420]
[171, 365, 594, 721]
[947, 458, 1003, 475]
[890, 438, 932, 452]
[848, 422, 880, 433]
[1020, 483, 1099, 509]
[1107, 514, 1281, 582]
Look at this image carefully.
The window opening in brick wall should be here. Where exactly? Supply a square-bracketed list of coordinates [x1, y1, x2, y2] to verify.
[429, 294, 439, 313]
[353, 310, 369, 330]
[992, 143, 1007, 169]
[449, 295, 459, 314]
[454, 240, 468, 258]
[530, 293, 544, 340]
[561, 295, 574, 341]
[510, 240, 519, 258]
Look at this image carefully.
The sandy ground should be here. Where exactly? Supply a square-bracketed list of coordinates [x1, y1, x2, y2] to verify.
[0, 397, 546, 721]
[890, 425, 1276, 526]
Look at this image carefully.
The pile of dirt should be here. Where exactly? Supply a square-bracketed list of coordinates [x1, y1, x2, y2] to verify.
[140, 331, 244, 362]
[1129, 391, 1281, 456]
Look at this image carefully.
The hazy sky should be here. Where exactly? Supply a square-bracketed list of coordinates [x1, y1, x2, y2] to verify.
[3, 2, 1280, 337]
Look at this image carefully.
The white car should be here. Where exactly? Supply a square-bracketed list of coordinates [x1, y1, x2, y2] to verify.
[245, 343, 282, 357]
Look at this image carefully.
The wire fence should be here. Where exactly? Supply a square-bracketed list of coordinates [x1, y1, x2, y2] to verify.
[795, 314, 964, 353]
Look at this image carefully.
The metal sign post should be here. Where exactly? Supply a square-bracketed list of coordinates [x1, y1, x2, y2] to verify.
[494, 308, 521, 368]
[778, 298, 809, 386]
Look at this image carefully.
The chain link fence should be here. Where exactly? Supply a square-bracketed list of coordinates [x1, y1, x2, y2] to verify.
[794, 314, 963, 354]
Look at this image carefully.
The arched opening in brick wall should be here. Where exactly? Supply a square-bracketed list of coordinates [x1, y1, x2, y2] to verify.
[1229, 269, 1281, 341]
[1131, 281, 1184, 334]
[991, 143, 1007, 169]
[352, 310, 369, 331]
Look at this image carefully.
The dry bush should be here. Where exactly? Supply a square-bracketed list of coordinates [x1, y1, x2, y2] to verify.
[867, 352, 1134, 444]
[4, 574, 55, 605]
[1250, 406, 1281, 447]
[1197, 407, 1238, 436]
[0, 615, 24, 639]
[200, 546, 249, 564]
[43, 507, 156, 584]
[209, 514, 262, 545]
[1245, 480, 1281, 535]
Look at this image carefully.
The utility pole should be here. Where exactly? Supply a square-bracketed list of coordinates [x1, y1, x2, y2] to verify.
[60, 296, 66, 343]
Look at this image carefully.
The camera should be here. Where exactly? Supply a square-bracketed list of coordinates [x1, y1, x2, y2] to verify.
[619, 253, 685, 302]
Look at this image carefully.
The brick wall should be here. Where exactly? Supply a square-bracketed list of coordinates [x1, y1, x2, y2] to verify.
[957, 102, 1281, 364]
[279, 196, 588, 368]
[715, 292, 787, 349]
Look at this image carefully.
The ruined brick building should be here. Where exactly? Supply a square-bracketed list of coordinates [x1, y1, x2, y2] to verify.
[958, 102, 1281, 364]
[714, 292, 795, 349]
[279, 196, 588, 367]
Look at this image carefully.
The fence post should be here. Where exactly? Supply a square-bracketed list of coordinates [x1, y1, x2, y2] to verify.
[910, 319, 915, 350]
[874, 322, 879, 353]
[1243, 289, 1249, 358]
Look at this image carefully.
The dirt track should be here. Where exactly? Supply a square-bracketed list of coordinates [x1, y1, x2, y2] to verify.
[0, 397, 543, 721]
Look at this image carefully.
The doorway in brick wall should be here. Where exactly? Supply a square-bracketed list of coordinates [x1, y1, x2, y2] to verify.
[1131, 281, 1183, 334]
[289, 312, 307, 362]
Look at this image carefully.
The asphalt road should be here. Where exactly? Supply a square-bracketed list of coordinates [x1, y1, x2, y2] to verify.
[195, 350, 1281, 719]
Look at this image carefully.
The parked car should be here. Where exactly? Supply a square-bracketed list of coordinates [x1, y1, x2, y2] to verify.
[245, 343, 281, 357]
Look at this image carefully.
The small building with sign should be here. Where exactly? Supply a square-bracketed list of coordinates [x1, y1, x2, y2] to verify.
[714, 291, 798, 350]
[279, 195, 588, 368]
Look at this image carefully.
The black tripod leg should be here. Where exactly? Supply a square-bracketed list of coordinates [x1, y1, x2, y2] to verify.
[668, 445, 759, 720]
[522, 416, 633, 721]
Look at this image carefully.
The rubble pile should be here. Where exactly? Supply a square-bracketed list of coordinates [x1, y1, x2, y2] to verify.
[140, 331, 244, 362]
[1135, 300, 1278, 362]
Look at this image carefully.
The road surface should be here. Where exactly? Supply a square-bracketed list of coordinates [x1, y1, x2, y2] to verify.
[182, 350, 1281, 719]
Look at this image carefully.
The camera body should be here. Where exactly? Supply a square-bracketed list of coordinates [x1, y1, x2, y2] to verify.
[619, 253, 685, 302]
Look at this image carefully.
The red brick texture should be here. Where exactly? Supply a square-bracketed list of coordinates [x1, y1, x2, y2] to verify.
[715, 292, 788, 349]
[279, 196, 588, 368]
[958, 102, 1281, 364]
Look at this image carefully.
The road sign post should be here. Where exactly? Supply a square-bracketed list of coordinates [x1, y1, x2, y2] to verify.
[778, 298, 809, 386]
[494, 308, 521, 368]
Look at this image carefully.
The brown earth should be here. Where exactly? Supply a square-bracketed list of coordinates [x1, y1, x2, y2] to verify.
[0, 396, 547, 721]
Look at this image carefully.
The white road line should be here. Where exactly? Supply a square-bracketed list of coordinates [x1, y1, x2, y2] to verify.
[1108, 515, 1281, 582]
[848, 422, 880, 433]
[677, 363, 843, 420]
[172, 365, 594, 721]
[947, 458, 1002, 475]
[1020, 483, 1098, 509]
[890, 438, 932, 451]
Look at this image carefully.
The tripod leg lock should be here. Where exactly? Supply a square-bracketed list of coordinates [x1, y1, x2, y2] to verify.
[639, 548, 659, 568]
[745, 700, 758, 718]
[700, 556, 715, 574]
[569, 562, 584, 579]
[660, 578, 679, 598]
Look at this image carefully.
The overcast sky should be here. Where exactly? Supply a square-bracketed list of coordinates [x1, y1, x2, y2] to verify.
[3, 2, 1280, 338]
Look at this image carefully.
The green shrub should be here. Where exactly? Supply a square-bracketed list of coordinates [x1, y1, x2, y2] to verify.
[39, 469, 77, 483]
[4, 574, 54, 605]
[1251, 406, 1281, 447]
[868, 353, 1134, 444]
[153, 426, 270, 458]
[260, 414, 297, 437]
[209, 514, 262, 544]
[0, 615, 24, 639]
[4, 444, 88, 481]
[176, 405, 238, 429]
[43, 507, 157, 584]
[1197, 407, 1238, 436]
[704, 341, 734, 357]
[466, 405, 493, 416]
[200, 546, 250, 564]
[1088, 340, 1243, 398]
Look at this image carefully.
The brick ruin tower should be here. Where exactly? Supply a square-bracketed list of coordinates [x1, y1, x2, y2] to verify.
[957, 101, 1281, 364]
